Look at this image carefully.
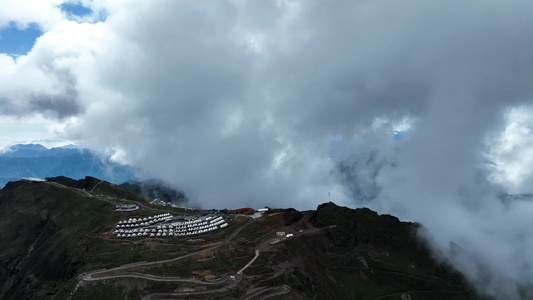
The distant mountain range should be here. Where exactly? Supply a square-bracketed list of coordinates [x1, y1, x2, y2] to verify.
[0, 143, 137, 187]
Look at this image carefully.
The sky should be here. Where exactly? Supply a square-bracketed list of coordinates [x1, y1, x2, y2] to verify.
[1, 0, 533, 298]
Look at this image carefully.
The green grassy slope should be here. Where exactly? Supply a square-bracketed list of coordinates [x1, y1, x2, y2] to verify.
[0, 180, 116, 299]
[0, 180, 481, 300]
[287, 202, 478, 299]
[46, 176, 147, 202]
[0, 178, 241, 300]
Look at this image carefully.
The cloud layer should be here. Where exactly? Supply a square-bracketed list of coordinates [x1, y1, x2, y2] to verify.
[2, 0, 533, 298]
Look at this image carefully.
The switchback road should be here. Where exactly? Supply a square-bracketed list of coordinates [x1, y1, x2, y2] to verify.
[83, 218, 254, 280]
[80, 218, 260, 299]
[240, 285, 291, 300]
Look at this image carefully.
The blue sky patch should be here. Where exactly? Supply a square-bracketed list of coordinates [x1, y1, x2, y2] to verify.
[60, 3, 93, 17]
[393, 131, 407, 141]
[60, 3, 107, 23]
[0, 23, 42, 56]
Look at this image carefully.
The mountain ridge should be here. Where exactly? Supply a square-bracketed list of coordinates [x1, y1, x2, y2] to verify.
[0, 177, 479, 300]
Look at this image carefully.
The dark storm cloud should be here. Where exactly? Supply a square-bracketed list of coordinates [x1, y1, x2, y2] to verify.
[73, 0, 533, 207]
[263, 0, 533, 140]
[0, 51, 83, 119]
[0, 92, 80, 119]
[30, 92, 81, 118]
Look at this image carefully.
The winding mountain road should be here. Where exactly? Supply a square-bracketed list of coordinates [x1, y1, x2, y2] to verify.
[141, 274, 242, 300]
[240, 285, 291, 300]
[80, 218, 263, 299]
[83, 218, 254, 279]
[238, 249, 260, 274]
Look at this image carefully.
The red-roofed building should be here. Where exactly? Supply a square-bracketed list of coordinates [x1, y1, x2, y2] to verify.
[227, 208, 256, 215]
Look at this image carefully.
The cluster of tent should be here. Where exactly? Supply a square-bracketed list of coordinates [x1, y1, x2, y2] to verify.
[112, 214, 229, 238]
[115, 213, 173, 228]
[168, 216, 228, 235]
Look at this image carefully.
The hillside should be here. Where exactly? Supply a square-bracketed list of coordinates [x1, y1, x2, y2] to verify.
[0, 178, 479, 300]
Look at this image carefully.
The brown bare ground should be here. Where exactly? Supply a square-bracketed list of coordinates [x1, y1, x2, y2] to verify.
[192, 269, 216, 279]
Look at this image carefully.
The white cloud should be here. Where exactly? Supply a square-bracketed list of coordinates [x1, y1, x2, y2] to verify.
[487, 106, 533, 194]
[0, 0, 65, 30]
